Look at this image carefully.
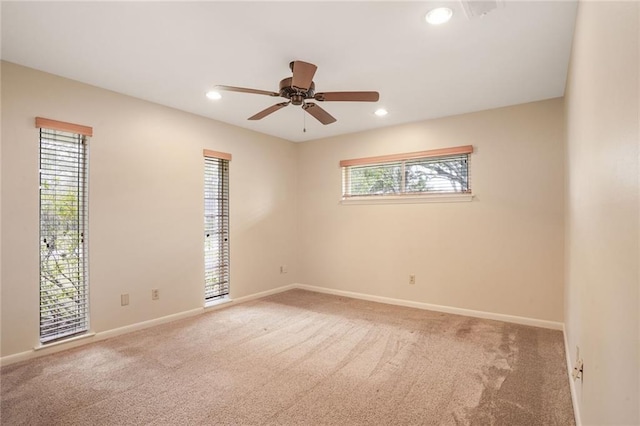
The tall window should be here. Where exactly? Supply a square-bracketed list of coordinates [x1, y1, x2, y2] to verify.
[341, 145, 473, 200]
[37, 117, 91, 343]
[204, 149, 231, 302]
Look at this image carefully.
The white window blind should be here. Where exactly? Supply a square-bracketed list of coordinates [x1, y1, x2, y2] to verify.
[204, 150, 231, 301]
[38, 118, 90, 343]
[341, 145, 473, 199]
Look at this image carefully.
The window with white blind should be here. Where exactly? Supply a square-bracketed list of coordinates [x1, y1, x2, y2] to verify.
[37, 117, 92, 343]
[341, 145, 473, 203]
[204, 150, 231, 302]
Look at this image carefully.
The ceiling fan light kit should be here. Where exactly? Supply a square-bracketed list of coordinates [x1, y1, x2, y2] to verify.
[215, 60, 380, 125]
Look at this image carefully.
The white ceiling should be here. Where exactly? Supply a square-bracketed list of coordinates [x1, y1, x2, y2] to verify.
[1, 1, 577, 142]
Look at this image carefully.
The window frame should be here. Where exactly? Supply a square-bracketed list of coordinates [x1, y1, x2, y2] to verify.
[340, 145, 473, 204]
[203, 149, 231, 305]
[36, 117, 92, 344]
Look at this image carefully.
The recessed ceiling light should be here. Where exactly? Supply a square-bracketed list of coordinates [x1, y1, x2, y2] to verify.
[375, 108, 388, 117]
[425, 7, 453, 25]
[206, 90, 222, 100]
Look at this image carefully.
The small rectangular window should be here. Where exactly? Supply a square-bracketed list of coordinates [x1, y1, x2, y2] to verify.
[204, 150, 231, 302]
[341, 145, 473, 202]
[37, 117, 91, 343]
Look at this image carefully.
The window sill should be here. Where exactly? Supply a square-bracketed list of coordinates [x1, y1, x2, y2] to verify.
[35, 332, 96, 350]
[340, 193, 473, 205]
[205, 296, 231, 309]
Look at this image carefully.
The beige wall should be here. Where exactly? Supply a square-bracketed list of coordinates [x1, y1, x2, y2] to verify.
[297, 99, 565, 322]
[565, 2, 640, 425]
[1, 62, 299, 357]
[0, 22, 3, 353]
[1, 64, 567, 361]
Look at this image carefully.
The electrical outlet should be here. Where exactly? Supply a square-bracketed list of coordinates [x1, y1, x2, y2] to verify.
[280, 265, 288, 274]
[121, 294, 129, 306]
[572, 346, 584, 381]
[572, 358, 584, 381]
[409, 274, 416, 285]
[152, 289, 159, 300]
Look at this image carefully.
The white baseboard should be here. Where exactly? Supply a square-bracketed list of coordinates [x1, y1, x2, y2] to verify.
[95, 307, 205, 341]
[563, 325, 582, 426]
[0, 308, 204, 367]
[294, 284, 564, 330]
[202, 284, 298, 313]
[231, 284, 297, 304]
[0, 284, 297, 367]
[1, 282, 563, 367]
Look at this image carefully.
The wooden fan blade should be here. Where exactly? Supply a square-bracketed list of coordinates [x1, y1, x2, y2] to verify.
[302, 102, 337, 125]
[291, 61, 317, 91]
[314, 91, 380, 102]
[248, 102, 290, 120]
[215, 85, 279, 97]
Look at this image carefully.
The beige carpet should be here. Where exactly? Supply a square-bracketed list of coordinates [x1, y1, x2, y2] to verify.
[1, 289, 575, 425]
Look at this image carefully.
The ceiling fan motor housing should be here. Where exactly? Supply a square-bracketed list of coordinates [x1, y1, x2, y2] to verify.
[279, 77, 315, 105]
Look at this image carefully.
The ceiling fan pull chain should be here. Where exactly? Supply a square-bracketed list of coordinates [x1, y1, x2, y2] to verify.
[303, 106, 307, 133]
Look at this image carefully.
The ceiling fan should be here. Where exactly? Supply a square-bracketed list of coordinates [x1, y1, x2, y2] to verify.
[215, 61, 380, 125]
